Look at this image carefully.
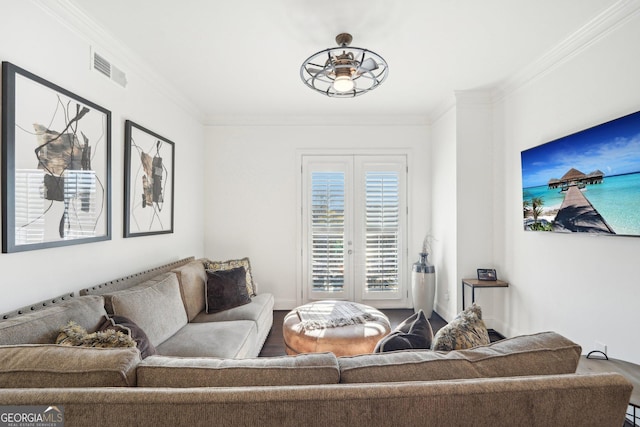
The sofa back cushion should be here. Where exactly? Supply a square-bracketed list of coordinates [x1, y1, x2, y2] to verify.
[109, 273, 187, 347]
[339, 331, 581, 383]
[137, 352, 340, 387]
[0, 345, 140, 387]
[172, 259, 207, 321]
[101, 272, 174, 315]
[0, 296, 107, 345]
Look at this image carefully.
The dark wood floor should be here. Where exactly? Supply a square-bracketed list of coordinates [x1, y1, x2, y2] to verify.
[259, 309, 447, 357]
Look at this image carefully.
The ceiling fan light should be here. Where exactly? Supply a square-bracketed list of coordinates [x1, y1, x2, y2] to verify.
[300, 33, 388, 98]
[333, 75, 355, 92]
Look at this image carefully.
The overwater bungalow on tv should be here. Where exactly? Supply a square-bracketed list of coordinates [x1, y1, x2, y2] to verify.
[548, 167, 605, 191]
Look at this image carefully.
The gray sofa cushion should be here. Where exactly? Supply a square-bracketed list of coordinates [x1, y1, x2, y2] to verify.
[155, 320, 258, 359]
[192, 293, 272, 324]
[0, 345, 140, 387]
[192, 293, 274, 355]
[172, 259, 207, 321]
[339, 331, 581, 383]
[109, 274, 188, 348]
[137, 352, 340, 387]
[0, 296, 107, 345]
[102, 272, 175, 315]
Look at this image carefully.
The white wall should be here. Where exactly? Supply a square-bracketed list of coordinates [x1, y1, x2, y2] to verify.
[431, 106, 457, 321]
[455, 92, 499, 325]
[204, 125, 430, 309]
[0, 2, 205, 314]
[430, 93, 499, 326]
[497, 12, 640, 363]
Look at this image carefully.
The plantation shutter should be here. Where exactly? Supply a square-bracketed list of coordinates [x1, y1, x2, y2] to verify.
[310, 171, 346, 293]
[364, 170, 400, 292]
[302, 155, 406, 304]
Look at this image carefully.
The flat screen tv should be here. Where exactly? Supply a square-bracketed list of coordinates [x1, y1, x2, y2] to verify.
[521, 110, 640, 237]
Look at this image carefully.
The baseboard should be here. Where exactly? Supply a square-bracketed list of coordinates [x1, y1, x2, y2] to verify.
[434, 302, 454, 323]
[273, 299, 297, 311]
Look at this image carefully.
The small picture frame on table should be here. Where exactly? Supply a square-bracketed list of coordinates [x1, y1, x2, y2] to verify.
[477, 268, 497, 281]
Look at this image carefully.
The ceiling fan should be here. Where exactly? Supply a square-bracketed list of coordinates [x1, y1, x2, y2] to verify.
[300, 33, 389, 98]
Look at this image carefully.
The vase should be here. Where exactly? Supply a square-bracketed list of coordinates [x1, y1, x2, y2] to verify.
[411, 252, 436, 318]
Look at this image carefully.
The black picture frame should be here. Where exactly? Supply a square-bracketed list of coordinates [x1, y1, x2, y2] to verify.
[124, 120, 174, 237]
[1, 62, 111, 253]
[477, 268, 497, 281]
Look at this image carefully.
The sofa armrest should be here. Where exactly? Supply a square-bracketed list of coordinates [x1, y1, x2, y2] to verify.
[0, 345, 140, 387]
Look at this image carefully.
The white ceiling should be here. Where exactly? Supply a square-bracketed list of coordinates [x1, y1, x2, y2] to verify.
[64, 0, 619, 125]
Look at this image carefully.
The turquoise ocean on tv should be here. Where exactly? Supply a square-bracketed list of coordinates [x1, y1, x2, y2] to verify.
[522, 172, 640, 235]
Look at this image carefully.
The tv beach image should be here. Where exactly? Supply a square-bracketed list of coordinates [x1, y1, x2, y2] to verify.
[521, 110, 640, 236]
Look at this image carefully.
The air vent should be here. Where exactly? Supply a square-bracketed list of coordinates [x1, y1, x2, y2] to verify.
[93, 52, 111, 77]
[91, 48, 127, 88]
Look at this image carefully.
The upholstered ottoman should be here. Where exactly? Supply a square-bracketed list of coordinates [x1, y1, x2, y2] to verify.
[283, 300, 391, 356]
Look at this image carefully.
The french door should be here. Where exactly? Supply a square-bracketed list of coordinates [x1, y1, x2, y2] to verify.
[301, 155, 407, 305]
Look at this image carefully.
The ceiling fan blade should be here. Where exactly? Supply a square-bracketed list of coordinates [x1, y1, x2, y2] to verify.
[357, 58, 378, 74]
[305, 66, 328, 76]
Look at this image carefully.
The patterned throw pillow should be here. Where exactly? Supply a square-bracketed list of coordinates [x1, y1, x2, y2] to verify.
[56, 321, 136, 349]
[431, 304, 490, 351]
[203, 257, 256, 296]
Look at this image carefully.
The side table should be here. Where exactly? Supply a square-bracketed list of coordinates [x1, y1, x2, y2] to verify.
[577, 353, 640, 426]
[461, 278, 509, 310]
[461, 278, 509, 341]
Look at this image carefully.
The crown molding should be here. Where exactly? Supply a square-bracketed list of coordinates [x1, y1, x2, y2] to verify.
[204, 114, 430, 127]
[454, 90, 494, 106]
[428, 90, 494, 124]
[33, 0, 206, 123]
[494, 0, 640, 102]
[428, 94, 457, 125]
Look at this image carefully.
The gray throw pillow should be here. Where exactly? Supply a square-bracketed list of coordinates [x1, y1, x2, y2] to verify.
[100, 315, 157, 359]
[205, 266, 251, 314]
[374, 310, 433, 352]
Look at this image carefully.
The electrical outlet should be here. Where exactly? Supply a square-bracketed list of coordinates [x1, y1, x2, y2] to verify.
[594, 341, 607, 355]
[444, 292, 450, 301]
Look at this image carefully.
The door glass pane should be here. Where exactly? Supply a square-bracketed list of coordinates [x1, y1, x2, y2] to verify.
[364, 171, 399, 292]
[310, 171, 345, 292]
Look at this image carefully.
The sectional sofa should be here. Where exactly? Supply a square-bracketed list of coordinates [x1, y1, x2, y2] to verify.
[0, 257, 632, 426]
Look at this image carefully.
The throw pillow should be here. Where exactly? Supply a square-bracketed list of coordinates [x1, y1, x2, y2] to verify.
[374, 310, 433, 352]
[203, 257, 256, 296]
[431, 303, 490, 351]
[56, 321, 136, 348]
[101, 315, 157, 359]
[205, 266, 252, 314]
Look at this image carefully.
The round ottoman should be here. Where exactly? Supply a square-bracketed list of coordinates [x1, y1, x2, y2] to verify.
[283, 300, 391, 356]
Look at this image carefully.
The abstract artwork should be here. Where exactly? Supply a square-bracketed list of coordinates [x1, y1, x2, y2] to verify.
[521, 110, 640, 237]
[124, 120, 174, 237]
[1, 62, 111, 253]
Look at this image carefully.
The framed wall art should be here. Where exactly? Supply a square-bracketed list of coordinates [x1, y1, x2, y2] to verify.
[1, 62, 111, 253]
[521, 110, 640, 237]
[124, 120, 174, 237]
